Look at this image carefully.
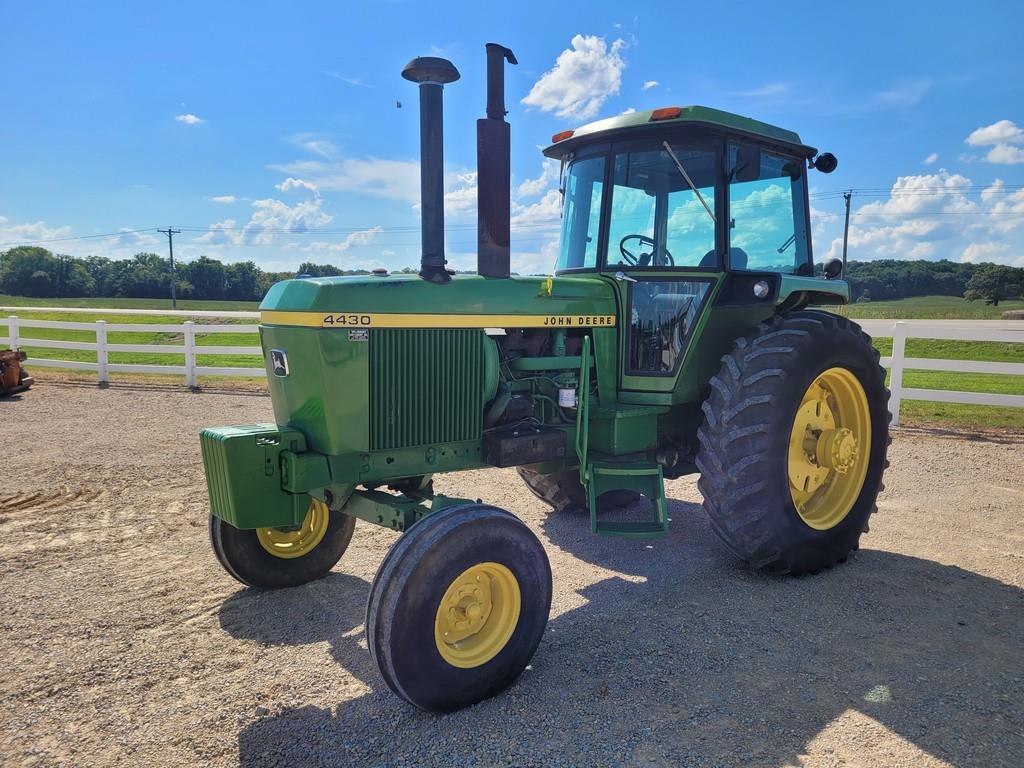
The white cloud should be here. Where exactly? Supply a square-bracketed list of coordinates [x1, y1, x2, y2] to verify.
[275, 177, 318, 194]
[288, 133, 339, 160]
[641, 80, 658, 91]
[521, 34, 626, 120]
[175, 113, 204, 125]
[207, 195, 237, 204]
[270, 157, 421, 203]
[0, 215, 73, 245]
[327, 72, 372, 88]
[619, 107, 637, 115]
[985, 143, 1024, 165]
[961, 241, 1009, 263]
[965, 119, 1024, 147]
[198, 193, 334, 247]
[516, 159, 559, 199]
[923, 152, 938, 165]
[444, 172, 478, 215]
[116, 229, 157, 249]
[304, 226, 383, 253]
[818, 170, 1024, 267]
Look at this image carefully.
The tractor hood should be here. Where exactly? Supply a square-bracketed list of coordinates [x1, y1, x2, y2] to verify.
[260, 273, 618, 329]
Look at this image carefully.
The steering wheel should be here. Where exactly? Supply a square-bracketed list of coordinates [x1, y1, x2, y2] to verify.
[619, 234, 674, 267]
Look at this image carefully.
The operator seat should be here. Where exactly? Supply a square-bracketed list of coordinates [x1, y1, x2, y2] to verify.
[700, 247, 748, 269]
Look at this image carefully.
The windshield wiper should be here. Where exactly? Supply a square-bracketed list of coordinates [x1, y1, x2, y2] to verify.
[661, 141, 716, 224]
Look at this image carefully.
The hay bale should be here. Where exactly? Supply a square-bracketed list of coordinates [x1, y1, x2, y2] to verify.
[1001, 309, 1024, 320]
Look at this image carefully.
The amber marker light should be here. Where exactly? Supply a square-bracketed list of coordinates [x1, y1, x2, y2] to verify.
[650, 107, 683, 121]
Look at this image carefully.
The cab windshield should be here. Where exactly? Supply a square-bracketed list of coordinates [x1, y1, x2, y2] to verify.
[554, 140, 811, 274]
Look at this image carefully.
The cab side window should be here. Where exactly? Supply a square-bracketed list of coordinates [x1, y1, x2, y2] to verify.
[728, 144, 810, 273]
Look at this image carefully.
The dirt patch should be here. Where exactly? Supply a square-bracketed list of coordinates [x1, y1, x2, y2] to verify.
[1, 384, 1021, 767]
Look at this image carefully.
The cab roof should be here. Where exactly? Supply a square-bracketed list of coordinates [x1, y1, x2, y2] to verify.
[541, 105, 816, 159]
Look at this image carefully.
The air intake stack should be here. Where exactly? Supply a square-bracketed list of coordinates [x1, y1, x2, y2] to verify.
[402, 56, 460, 284]
[477, 43, 517, 279]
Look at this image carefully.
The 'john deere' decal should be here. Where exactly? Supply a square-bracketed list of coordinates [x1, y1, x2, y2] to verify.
[260, 311, 616, 329]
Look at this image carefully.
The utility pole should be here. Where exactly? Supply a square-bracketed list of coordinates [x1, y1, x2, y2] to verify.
[157, 227, 181, 309]
[841, 191, 852, 278]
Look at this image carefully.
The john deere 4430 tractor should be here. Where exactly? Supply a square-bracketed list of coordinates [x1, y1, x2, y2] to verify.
[201, 44, 888, 712]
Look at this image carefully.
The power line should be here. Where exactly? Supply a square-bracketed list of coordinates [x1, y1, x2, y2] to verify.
[1, 183, 1023, 249]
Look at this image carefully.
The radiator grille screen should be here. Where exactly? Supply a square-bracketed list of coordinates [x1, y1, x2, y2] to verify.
[369, 329, 485, 450]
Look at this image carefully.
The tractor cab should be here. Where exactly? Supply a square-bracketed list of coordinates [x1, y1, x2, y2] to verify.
[542, 107, 841, 394]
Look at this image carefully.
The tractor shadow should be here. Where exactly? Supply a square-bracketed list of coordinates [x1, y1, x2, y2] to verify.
[217, 571, 377, 687]
[234, 497, 1024, 767]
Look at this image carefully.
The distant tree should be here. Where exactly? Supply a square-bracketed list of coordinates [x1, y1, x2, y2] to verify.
[856, 289, 872, 303]
[223, 261, 262, 300]
[964, 264, 1024, 306]
[180, 256, 227, 299]
[0, 246, 60, 296]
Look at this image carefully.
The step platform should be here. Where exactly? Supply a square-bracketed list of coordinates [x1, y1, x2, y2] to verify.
[587, 461, 668, 539]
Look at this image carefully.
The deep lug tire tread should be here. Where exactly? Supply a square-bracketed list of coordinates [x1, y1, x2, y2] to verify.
[696, 310, 891, 576]
[516, 468, 639, 513]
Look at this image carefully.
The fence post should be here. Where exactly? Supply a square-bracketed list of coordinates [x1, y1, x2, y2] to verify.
[7, 315, 18, 350]
[184, 321, 198, 387]
[96, 320, 109, 385]
[888, 321, 907, 427]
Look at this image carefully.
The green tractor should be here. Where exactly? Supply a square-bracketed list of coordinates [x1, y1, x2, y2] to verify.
[201, 44, 889, 712]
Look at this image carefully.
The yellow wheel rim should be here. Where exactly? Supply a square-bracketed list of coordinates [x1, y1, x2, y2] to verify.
[788, 367, 871, 530]
[434, 562, 521, 669]
[256, 499, 330, 559]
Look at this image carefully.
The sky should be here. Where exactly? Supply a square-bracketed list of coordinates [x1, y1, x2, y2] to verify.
[1, 0, 1023, 275]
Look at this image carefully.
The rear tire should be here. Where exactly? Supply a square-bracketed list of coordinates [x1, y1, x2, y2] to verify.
[209, 499, 355, 589]
[366, 503, 551, 712]
[517, 467, 639, 513]
[696, 310, 890, 575]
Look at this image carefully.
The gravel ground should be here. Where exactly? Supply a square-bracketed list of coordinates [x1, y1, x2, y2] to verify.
[1, 383, 1022, 768]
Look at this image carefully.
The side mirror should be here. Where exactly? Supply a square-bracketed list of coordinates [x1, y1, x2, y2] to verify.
[732, 143, 762, 182]
[823, 258, 843, 279]
[812, 152, 838, 174]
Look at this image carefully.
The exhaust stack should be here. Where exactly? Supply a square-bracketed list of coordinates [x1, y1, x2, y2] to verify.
[477, 43, 517, 279]
[402, 57, 460, 284]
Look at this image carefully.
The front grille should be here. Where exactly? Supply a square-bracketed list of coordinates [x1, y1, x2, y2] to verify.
[369, 329, 485, 450]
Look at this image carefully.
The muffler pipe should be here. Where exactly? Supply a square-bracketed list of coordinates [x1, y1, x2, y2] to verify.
[402, 56, 460, 284]
[477, 43, 517, 279]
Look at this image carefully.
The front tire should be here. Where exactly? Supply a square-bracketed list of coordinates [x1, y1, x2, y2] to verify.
[366, 503, 552, 712]
[696, 310, 889, 575]
[209, 499, 356, 589]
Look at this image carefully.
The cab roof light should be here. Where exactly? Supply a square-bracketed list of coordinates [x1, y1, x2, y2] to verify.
[650, 106, 683, 121]
[551, 129, 575, 143]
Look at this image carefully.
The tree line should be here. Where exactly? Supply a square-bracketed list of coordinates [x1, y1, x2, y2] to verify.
[1, 245, 1021, 305]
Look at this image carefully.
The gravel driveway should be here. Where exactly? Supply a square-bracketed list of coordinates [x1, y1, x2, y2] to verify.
[1, 384, 1021, 767]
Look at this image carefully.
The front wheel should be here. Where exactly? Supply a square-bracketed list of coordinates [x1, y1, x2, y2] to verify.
[366, 503, 552, 712]
[209, 499, 356, 589]
[696, 310, 890, 575]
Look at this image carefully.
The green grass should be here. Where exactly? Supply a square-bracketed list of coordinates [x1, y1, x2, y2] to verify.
[833, 295, 1024, 320]
[0, 294, 259, 311]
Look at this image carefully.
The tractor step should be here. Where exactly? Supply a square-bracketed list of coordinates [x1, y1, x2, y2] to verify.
[587, 462, 667, 539]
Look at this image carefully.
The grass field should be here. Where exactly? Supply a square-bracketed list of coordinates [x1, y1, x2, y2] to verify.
[4, 294, 1022, 431]
[835, 295, 1024, 320]
[0, 294, 259, 311]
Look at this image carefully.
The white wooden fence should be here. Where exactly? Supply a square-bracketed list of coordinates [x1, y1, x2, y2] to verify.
[858, 319, 1024, 425]
[1, 314, 263, 386]
[1, 310, 1022, 424]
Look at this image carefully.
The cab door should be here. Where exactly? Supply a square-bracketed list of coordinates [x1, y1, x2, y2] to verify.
[600, 139, 723, 397]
